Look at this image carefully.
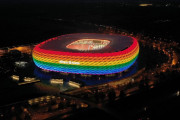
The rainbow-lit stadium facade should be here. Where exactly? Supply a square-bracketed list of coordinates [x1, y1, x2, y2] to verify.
[33, 33, 139, 75]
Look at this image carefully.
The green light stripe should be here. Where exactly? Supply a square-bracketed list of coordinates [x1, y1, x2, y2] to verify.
[33, 54, 138, 71]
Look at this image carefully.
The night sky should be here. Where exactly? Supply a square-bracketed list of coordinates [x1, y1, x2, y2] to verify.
[1, 0, 180, 3]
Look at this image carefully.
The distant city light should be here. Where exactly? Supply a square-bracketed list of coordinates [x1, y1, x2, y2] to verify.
[15, 61, 28, 68]
[139, 4, 153, 7]
[11, 75, 19, 81]
[50, 79, 63, 84]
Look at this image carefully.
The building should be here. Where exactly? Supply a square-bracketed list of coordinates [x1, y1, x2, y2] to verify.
[33, 33, 139, 75]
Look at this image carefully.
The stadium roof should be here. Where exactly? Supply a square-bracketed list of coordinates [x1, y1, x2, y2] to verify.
[40, 33, 133, 53]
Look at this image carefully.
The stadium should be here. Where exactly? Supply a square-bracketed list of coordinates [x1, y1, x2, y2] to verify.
[32, 33, 139, 75]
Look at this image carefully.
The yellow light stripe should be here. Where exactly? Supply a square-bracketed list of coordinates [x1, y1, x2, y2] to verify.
[33, 49, 139, 66]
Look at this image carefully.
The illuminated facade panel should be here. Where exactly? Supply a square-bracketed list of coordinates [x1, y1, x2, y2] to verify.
[32, 33, 139, 75]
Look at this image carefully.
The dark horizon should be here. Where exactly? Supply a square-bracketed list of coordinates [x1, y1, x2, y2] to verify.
[1, 0, 180, 4]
